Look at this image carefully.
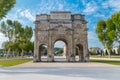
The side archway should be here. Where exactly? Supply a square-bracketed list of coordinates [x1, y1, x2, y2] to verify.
[38, 44, 48, 61]
[75, 44, 84, 62]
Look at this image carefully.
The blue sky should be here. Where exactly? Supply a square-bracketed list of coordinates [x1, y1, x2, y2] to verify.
[0, 0, 120, 49]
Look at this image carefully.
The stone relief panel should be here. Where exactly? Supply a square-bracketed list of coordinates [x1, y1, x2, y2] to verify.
[58, 27, 65, 34]
[64, 23, 72, 29]
[50, 12, 71, 19]
[36, 14, 48, 20]
[38, 23, 49, 30]
[37, 31, 48, 43]
[50, 23, 58, 29]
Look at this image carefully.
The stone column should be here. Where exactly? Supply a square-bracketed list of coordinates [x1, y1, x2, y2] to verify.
[68, 39, 75, 62]
[63, 45, 66, 56]
[83, 39, 89, 62]
[80, 50, 84, 62]
[47, 35, 54, 62]
[33, 41, 41, 62]
[47, 47, 54, 62]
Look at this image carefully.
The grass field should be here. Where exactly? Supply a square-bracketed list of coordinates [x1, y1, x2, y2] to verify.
[0, 56, 31, 60]
[0, 59, 32, 67]
[91, 59, 120, 65]
[90, 55, 120, 58]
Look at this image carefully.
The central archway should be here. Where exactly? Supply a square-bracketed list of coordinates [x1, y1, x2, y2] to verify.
[53, 39, 68, 62]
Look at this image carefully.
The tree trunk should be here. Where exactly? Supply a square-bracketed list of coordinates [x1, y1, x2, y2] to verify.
[21, 49, 24, 58]
[6, 48, 10, 59]
[105, 44, 111, 58]
[12, 51, 15, 57]
[118, 42, 120, 54]
[107, 48, 111, 58]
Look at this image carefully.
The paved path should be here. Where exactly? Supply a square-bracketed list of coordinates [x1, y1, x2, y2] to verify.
[1, 57, 120, 80]
[13, 57, 119, 67]
[0, 67, 120, 80]
[13, 61, 118, 67]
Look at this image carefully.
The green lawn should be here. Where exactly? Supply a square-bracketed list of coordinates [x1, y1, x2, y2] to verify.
[0, 56, 30, 60]
[0, 59, 32, 67]
[91, 59, 120, 65]
[91, 56, 120, 58]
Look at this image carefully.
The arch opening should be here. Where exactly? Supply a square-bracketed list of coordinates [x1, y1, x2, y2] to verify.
[75, 44, 84, 62]
[53, 39, 68, 62]
[39, 44, 48, 61]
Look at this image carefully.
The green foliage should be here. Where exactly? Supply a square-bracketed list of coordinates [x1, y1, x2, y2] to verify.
[0, 0, 16, 19]
[89, 48, 97, 55]
[0, 19, 16, 41]
[57, 49, 63, 54]
[96, 20, 107, 45]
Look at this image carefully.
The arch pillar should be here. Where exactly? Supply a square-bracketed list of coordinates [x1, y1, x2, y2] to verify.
[47, 39, 54, 62]
[83, 44, 89, 62]
[33, 42, 41, 62]
[67, 42, 75, 62]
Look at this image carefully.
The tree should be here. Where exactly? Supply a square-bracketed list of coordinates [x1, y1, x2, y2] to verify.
[96, 19, 115, 57]
[57, 49, 63, 55]
[111, 11, 120, 54]
[0, 19, 33, 58]
[0, 0, 16, 20]
[0, 20, 15, 58]
[89, 48, 96, 55]
[18, 26, 33, 57]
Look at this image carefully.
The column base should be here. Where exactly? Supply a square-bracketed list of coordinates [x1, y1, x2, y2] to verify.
[33, 58, 41, 62]
[47, 53, 54, 62]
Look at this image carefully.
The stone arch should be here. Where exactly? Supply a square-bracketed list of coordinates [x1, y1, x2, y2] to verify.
[34, 11, 89, 62]
[75, 44, 84, 62]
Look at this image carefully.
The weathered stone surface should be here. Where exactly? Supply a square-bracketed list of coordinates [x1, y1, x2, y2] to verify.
[34, 11, 89, 62]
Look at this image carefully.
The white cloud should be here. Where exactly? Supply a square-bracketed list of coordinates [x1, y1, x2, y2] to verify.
[83, 1, 97, 14]
[81, 0, 86, 6]
[102, 0, 120, 11]
[19, 9, 35, 22]
[3, 8, 31, 27]
[58, 4, 64, 10]
[94, 14, 105, 18]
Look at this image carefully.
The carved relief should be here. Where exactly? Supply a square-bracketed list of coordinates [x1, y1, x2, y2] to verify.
[38, 23, 48, 30]
[38, 31, 48, 43]
[58, 26, 65, 34]
[51, 12, 71, 19]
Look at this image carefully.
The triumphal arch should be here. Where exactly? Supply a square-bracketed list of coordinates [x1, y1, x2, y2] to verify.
[34, 11, 89, 62]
